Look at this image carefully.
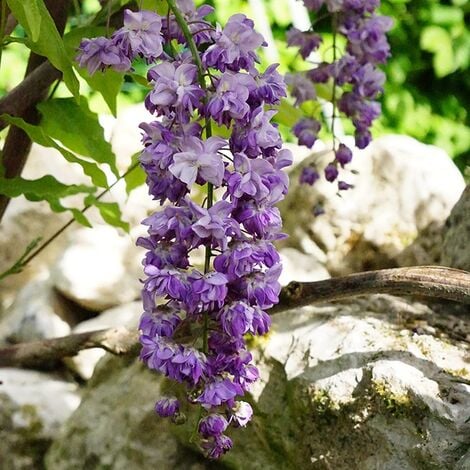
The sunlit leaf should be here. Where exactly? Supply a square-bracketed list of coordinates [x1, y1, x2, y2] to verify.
[37, 98, 119, 177]
[6, 0, 80, 98]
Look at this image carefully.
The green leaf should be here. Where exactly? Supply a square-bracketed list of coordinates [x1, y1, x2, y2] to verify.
[6, 0, 80, 98]
[274, 99, 303, 127]
[420, 26, 455, 77]
[64, 27, 124, 116]
[0, 175, 94, 226]
[37, 98, 119, 177]
[1, 114, 109, 188]
[124, 153, 146, 195]
[85, 195, 129, 232]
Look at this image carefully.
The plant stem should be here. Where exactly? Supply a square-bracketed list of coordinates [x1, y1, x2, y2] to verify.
[331, 13, 338, 151]
[0, 162, 140, 282]
[166, 0, 213, 354]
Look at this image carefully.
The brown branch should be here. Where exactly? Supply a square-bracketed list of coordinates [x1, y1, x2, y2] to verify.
[0, 61, 61, 130]
[273, 266, 470, 313]
[0, 0, 71, 222]
[0, 266, 468, 369]
[0, 327, 139, 369]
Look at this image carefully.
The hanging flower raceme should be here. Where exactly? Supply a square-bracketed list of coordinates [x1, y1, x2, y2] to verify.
[77, 0, 291, 459]
[287, 0, 392, 191]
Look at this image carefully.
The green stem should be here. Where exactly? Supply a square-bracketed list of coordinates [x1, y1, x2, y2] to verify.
[0, 162, 140, 283]
[166, 0, 213, 354]
[331, 13, 338, 151]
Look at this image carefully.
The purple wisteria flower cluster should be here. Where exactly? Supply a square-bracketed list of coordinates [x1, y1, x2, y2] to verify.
[287, 0, 392, 190]
[77, 0, 291, 459]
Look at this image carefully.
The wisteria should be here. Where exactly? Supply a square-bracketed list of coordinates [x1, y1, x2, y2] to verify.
[286, 0, 392, 190]
[77, 0, 291, 459]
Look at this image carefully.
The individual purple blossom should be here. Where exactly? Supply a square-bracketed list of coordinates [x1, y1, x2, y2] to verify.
[198, 414, 229, 437]
[251, 64, 287, 105]
[191, 201, 239, 250]
[170, 136, 227, 187]
[293, 118, 321, 148]
[338, 180, 353, 190]
[203, 14, 265, 72]
[300, 166, 320, 185]
[287, 28, 322, 59]
[76, 37, 131, 75]
[220, 302, 254, 337]
[146, 62, 204, 113]
[202, 434, 233, 459]
[187, 271, 229, 312]
[139, 304, 181, 337]
[198, 377, 243, 407]
[285, 73, 317, 106]
[240, 264, 282, 309]
[335, 143, 353, 167]
[207, 72, 255, 126]
[155, 397, 179, 418]
[113, 9, 163, 61]
[324, 163, 339, 182]
[234, 201, 283, 239]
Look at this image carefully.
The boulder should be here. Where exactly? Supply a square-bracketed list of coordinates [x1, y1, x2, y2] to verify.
[0, 278, 74, 345]
[52, 226, 144, 311]
[0, 368, 80, 470]
[441, 185, 470, 271]
[46, 295, 470, 469]
[280, 136, 466, 275]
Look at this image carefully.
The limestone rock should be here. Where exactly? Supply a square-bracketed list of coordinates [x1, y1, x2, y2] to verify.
[278, 247, 330, 285]
[0, 368, 80, 470]
[280, 136, 465, 275]
[0, 279, 73, 345]
[46, 295, 470, 469]
[68, 302, 142, 380]
[441, 185, 470, 271]
[52, 226, 143, 311]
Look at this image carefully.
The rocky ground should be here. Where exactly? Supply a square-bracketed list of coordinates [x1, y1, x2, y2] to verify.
[0, 108, 468, 470]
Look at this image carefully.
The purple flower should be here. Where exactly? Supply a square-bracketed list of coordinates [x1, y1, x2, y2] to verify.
[240, 264, 282, 309]
[324, 163, 339, 182]
[251, 64, 286, 105]
[293, 118, 321, 148]
[198, 377, 243, 407]
[220, 302, 254, 337]
[191, 201, 239, 250]
[338, 180, 353, 190]
[147, 62, 204, 112]
[234, 200, 283, 238]
[76, 37, 131, 75]
[199, 414, 229, 437]
[335, 143, 353, 167]
[139, 304, 182, 337]
[285, 73, 316, 106]
[207, 72, 255, 125]
[170, 136, 227, 188]
[300, 166, 320, 185]
[142, 266, 188, 309]
[170, 346, 206, 384]
[203, 14, 265, 71]
[287, 28, 322, 59]
[155, 397, 179, 418]
[113, 9, 163, 61]
[202, 434, 233, 459]
[232, 107, 282, 157]
[250, 306, 271, 335]
[187, 270, 229, 312]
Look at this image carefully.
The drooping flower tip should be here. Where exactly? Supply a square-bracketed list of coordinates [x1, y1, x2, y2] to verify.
[155, 397, 179, 418]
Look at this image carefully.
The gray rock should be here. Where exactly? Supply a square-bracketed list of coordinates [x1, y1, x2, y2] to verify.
[46, 296, 470, 469]
[0, 279, 73, 345]
[281, 136, 465, 275]
[441, 185, 470, 271]
[52, 226, 143, 311]
[0, 368, 80, 470]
